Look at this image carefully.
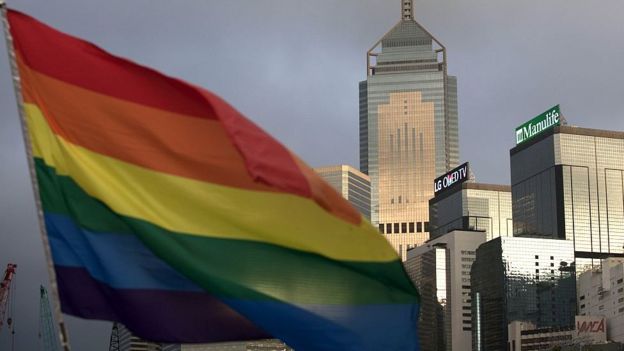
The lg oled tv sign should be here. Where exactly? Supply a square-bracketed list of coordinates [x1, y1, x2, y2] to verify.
[515, 105, 561, 145]
[434, 162, 469, 195]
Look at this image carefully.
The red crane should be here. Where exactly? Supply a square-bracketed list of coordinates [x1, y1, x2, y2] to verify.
[0, 263, 17, 333]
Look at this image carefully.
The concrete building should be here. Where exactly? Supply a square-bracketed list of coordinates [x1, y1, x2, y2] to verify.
[359, 0, 459, 259]
[314, 165, 371, 220]
[578, 258, 624, 343]
[429, 182, 513, 241]
[508, 316, 609, 351]
[471, 237, 577, 351]
[510, 125, 624, 270]
[405, 230, 486, 350]
[508, 321, 574, 351]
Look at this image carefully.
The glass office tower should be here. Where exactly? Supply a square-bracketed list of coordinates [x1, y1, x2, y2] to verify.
[429, 183, 513, 241]
[510, 126, 624, 270]
[470, 237, 576, 351]
[360, 0, 459, 259]
[314, 165, 371, 220]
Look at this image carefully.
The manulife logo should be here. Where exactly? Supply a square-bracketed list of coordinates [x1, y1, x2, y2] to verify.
[515, 105, 561, 145]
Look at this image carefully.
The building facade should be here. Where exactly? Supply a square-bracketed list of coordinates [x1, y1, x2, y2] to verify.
[508, 321, 575, 351]
[405, 230, 486, 350]
[178, 340, 291, 351]
[429, 182, 513, 241]
[314, 165, 371, 220]
[578, 258, 624, 343]
[112, 323, 169, 351]
[510, 126, 624, 270]
[360, 0, 459, 259]
[111, 324, 291, 351]
[508, 316, 609, 351]
[471, 237, 577, 351]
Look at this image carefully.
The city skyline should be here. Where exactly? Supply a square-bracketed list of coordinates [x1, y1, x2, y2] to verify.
[1, 1, 624, 350]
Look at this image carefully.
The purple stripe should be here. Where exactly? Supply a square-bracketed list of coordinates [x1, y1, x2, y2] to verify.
[56, 266, 270, 343]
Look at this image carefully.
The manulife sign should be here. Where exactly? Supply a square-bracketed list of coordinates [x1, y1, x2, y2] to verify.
[515, 105, 561, 145]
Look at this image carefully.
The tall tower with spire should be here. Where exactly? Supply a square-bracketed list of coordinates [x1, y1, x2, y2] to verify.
[360, 0, 459, 260]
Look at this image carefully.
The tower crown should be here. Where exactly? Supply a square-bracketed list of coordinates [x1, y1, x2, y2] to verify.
[402, 0, 413, 20]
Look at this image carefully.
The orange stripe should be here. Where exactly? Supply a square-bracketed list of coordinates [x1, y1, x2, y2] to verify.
[18, 58, 275, 193]
[9, 9, 216, 120]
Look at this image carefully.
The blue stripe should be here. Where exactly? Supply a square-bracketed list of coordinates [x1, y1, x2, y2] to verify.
[45, 212, 202, 292]
[56, 266, 270, 343]
[224, 299, 420, 351]
[46, 212, 420, 350]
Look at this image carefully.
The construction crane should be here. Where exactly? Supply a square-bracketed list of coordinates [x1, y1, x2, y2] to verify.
[0, 263, 17, 334]
[39, 285, 60, 351]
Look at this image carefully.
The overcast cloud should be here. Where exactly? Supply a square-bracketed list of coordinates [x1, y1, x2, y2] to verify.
[1, 1, 623, 350]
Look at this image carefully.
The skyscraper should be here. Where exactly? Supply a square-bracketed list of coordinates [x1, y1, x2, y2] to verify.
[360, 0, 459, 259]
[510, 125, 624, 270]
[314, 165, 371, 220]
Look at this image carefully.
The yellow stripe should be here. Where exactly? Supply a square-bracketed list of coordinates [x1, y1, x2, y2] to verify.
[26, 103, 397, 262]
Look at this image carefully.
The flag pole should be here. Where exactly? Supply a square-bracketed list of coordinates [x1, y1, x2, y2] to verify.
[0, 2, 72, 350]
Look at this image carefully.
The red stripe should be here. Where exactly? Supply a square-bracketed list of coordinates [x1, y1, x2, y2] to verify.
[8, 9, 364, 221]
[199, 89, 314, 199]
[8, 9, 215, 120]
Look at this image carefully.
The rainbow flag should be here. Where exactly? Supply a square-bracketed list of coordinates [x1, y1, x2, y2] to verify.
[7, 9, 420, 351]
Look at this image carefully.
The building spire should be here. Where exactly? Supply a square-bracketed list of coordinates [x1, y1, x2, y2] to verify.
[401, 0, 414, 20]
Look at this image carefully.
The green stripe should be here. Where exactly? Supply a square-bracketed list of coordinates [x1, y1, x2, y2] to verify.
[36, 158, 420, 305]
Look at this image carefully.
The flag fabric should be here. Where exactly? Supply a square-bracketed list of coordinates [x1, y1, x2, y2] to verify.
[7, 9, 420, 351]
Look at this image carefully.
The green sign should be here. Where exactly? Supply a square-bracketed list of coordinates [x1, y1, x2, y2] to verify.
[516, 105, 561, 145]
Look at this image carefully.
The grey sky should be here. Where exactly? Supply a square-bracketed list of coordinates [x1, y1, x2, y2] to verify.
[1, 0, 623, 350]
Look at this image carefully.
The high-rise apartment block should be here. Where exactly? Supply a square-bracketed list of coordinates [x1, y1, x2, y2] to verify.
[471, 237, 577, 351]
[405, 230, 486, 351]
[360, 0, 459, 259]
[577, 258, 624, 343]
[510, 126, 624, 270]
[429, 182, 513, 241]
[314, 165, 371, 220]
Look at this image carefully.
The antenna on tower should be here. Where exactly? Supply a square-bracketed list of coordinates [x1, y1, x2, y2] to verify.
[402, 0, 414, 20]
